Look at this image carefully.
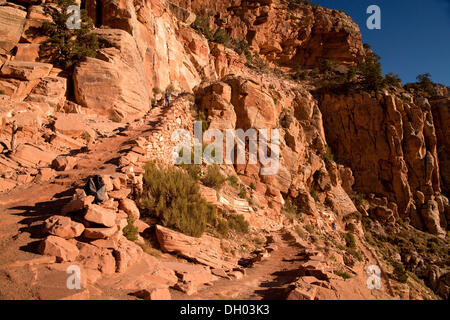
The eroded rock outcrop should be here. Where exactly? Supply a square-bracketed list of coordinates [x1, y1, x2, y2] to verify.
[318, 91, 448, 234]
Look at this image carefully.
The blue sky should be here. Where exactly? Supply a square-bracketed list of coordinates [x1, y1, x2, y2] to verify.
[313, 0, 450, 85]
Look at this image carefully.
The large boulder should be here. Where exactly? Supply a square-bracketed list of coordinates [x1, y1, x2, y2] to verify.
[73, 29, 151, 121]
[0, 61, 53, 81]
[155, 225, 236, 270]
[44, 216, 85, 239]
[84, 204, 117, 228]
[0, 5, 27, 52]
[39, 235, 79, 262]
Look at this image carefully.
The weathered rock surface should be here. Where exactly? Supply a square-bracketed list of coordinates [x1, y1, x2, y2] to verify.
[155, 225, 236, 270]
[39, 235, 80, 262]
[44, 216, 85, 239]
[0, 5, 27, 52]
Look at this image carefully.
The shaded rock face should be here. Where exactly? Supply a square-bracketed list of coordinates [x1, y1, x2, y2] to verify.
[318, 92, 448, 233]
[172, 0, 364, 67]
[431, 98, 450, 196]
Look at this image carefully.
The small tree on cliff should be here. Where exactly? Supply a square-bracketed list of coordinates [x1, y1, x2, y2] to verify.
[40, 0, 98, 72]
[357, 49, 384, 91]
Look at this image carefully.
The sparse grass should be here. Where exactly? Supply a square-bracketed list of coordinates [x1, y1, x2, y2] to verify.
[0, 89, 4, 95]
[138, 239, 162, 258]
[336, 270, 351, 280]
[249, 182, 256, 191]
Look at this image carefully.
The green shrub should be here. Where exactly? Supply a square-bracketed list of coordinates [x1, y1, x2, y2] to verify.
[384, 72, 402, 88]
[305, 224, 315, 234]
[217, 219, 229, 236]
[405, 73, 437, 96]
[344, 232, 356, 249]
[324, 146, 334, 166]
[192, 16, 214, 40]
[310, 187, 318, 202]
[40, 0, 98, 71]
[238, 188, 247, 199]
[197, 110, 209, 133]
[213, 29, 231, 45]
[357, 49, 384, 91]
[231, 39, 251, 59]
[228, 214, 249, 233]
[392, 261, 408, 283]
[177, 149, 202, 180]
[81, 131, 90, 142]
[319, 59, 334, 73]
[140, 161, 216, 237]
[249, 182, 256, 190]
[227, 175, 238, 188]
[152, 87, 161, 95]
[0, 89, 5, 95]
[295, 226, 307, 240]
[123, 217, 139, 241]
[202, 164, 226, 189]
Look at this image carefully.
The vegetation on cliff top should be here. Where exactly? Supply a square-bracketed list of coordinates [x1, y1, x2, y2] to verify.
[40, 0, 98, 71]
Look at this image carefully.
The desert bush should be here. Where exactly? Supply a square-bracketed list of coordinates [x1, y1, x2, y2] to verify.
[231, 39, 252, 60]
[249, 182, 256, 190]
[228, 214, 249, 233]
[405, 73, 437, 96]
[140, 161, 216, 237]
[384, 72, 402, 88]
[227, 175, 238, 188]
[324, 146, 334, 166]
[213, 29, 231, 46]
[0, 89, 5, 95]
[177, 149, 202, 180]
[319, 59, 334, 73]
[197, 110, 209, 133]
[192, 16, 214, 40]
[81, 131, 91, 142]
[310, 187, 318, 202]
[217, 218, 229, 236]
[357, 49, 384, 91]
[40, 0, 98, 71]
[344, 232, 356, 249]
[238, 188, 247, 199]
[305, 224, 315, 234]
[392, 261, 408, 283]
[123, 217, 139, 241]
[202, 164, 226, 189]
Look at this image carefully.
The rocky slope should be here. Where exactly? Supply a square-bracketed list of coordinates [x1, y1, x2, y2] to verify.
[0, 0, 448, 300]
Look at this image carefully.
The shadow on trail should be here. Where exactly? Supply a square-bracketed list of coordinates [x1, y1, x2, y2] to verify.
[254, 268, 302, 300]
